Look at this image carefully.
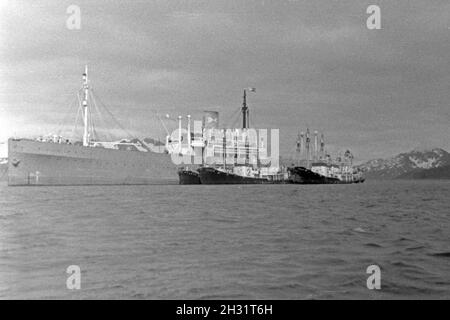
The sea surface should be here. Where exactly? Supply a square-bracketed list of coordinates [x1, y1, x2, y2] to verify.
[0, 180, 449, 299]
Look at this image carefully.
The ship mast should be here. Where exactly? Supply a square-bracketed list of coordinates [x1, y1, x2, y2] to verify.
[82, 65, 90, 147]
[242, 88, 255, 168]
[241, 88, 255, 129]
[178, 116, 182, 153]
[306, 128, 310, 169]
[320, 133, 325, 160]
[300, 131, 304, 166]
[314, 130, 318, 162]
[223, 130, 227, 170]
[187, 115, 191, 150]
[296, 131, 302, 166]
[234, 130, 238, 165]
[242, 90, 248, 129]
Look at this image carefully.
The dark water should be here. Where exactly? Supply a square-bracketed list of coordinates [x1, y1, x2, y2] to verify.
[0, 180, 449, 299]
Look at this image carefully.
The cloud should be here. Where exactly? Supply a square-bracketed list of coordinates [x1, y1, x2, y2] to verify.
[0, 0, 449, 161]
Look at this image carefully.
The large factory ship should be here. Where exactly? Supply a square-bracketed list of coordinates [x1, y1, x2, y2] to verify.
[8, 67, 181, 186]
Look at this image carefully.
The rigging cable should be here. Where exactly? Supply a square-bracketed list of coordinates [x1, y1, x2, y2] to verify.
[223, 106, 242, 128]
[91, 88, 134, 139]
[70, 91, 83, 141]
[88, 95, 98, 142]
[55, 89, 82, 136]
[89, 90, 111, 141]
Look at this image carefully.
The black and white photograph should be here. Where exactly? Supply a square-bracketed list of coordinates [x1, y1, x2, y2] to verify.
[0, 0, 449, 304]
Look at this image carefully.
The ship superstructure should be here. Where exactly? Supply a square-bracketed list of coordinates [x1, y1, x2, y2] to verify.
[181, 88, 287, 184]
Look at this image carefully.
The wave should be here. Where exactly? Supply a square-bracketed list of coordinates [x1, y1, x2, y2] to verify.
[429, 252, 450, 258]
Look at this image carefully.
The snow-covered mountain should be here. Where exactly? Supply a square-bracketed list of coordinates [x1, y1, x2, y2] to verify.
[358, 148, 450, 179]
[0, 158, 7, 182]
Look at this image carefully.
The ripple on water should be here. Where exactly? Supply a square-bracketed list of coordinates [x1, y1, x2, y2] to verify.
[0, 180, 449, 299]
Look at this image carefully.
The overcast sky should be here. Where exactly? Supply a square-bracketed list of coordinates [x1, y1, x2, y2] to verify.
[1, 0, 449, 160]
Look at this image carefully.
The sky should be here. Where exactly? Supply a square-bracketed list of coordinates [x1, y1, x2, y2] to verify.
[1, 0, 449, 161]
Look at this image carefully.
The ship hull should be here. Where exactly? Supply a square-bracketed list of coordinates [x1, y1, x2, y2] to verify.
[8, 139, 178, 186]
[198, 167, 286, 184]
[287, 166, 353, 184]
[178, 169, 201, 184]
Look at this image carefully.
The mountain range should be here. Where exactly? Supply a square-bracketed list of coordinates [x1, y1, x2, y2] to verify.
[358, 148, 450, 180]
[0, 158, 7, 182]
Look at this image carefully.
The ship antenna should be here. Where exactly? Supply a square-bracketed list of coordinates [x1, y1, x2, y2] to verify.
[82, 65, 90, 147]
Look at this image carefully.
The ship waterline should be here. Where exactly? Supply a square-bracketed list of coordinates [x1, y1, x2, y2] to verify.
[8, 139, 178, 186]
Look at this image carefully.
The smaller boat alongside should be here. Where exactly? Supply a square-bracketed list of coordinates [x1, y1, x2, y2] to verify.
[176, 88, 365, 185]
[287, 166, 341, 184]
[197, 166, 287, 185]
[178, 168, 201, 184]
[287, 132, 365, 184]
